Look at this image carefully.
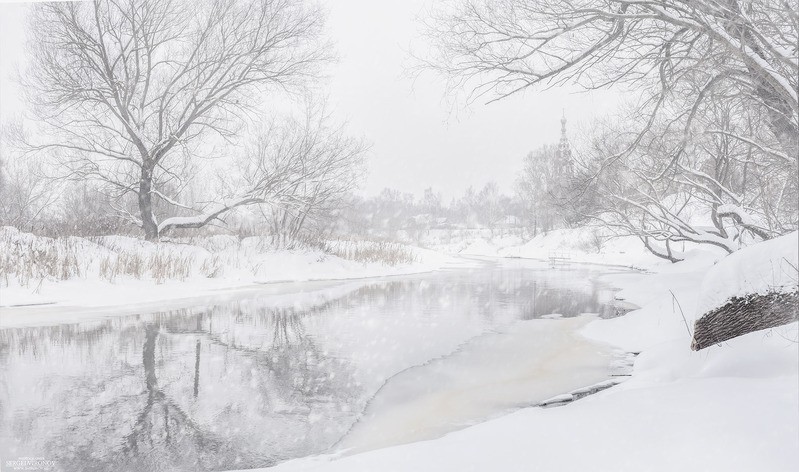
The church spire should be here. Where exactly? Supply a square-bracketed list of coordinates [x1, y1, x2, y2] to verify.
[557, 110, 571, 163]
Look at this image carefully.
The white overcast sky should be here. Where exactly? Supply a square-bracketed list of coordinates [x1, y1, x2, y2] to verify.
[0, 0, 624, 199]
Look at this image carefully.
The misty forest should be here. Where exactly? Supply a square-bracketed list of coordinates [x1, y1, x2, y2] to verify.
[0, 1, 797, 471]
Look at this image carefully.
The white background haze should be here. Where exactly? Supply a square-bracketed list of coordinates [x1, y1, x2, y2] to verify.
[0, 0, 624, 199]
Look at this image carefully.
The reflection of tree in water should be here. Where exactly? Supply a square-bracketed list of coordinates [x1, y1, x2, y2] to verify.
[0, 266, 621, 471]
[0, 299, 362, 472]
[333, 267, 619, 322]
[115, 322, 244, 472]
[29, 318, 262, 472]
[271, 308, 305, 345]
[520, 279, 619, 319]
[184, 302, 362, 434]
[116, 303, 363, 471]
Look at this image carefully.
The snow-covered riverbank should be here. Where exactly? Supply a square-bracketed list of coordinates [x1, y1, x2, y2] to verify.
[0, 227, 451, 325]
[251, 232, 799, 472]
[427, 227, 669, 270]
[0, 225, 670, 318]
[2, 225, 796, 471]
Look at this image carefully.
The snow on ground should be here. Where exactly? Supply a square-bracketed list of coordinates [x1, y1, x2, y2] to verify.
[436, 226, 670, 270]
[0, 227, 451, 323]
[0, 278, 379, 329]
[695, 231, 798, 314]
[260, 329, 797, 472]
[503, 228, 667, 269]
[3, 225, 797, 470]
[249, 233, 798, 472]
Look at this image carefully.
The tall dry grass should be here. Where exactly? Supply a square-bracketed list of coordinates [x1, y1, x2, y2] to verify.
[0, 227, 420, 288]
[97, 251, 195, 283]
[1, 228, 209, 286]
[324, 240, 418, 266]
[0, 230, 88, 287]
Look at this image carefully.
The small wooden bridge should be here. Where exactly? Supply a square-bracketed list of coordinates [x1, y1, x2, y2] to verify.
[548, 251, 572, 268]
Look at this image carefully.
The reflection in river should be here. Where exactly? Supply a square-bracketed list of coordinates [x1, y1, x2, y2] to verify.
[0, 259, 627, 471]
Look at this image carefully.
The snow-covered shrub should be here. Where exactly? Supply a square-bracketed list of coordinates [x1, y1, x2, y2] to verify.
[576, 228, 606, 254]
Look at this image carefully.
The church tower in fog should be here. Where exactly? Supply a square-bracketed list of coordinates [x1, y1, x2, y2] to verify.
[553, 111, 573, 179]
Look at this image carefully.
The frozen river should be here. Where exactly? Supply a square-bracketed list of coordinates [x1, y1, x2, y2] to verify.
[0, 258, 630, 471]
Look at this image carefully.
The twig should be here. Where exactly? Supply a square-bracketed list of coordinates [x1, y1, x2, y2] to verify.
[670, 289, 692, 338]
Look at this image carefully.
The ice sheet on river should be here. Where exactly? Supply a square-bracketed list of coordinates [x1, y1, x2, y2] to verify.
[337, 315, 617, 454]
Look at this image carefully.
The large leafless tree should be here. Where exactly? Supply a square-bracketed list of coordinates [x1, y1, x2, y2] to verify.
[425, 0, 798, 257]
[557, 93, 796, 262]
[424, 0, 797, 154]
[24, 0, 331, 240]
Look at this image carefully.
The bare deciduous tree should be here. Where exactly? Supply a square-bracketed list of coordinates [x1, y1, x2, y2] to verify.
[0, 143, 60, 232]
[516, 145, 564, 235]
[242, 105, 367, 246]
[24, 0, 331, 240]
[424, 0, 798, 258]
[424, 0, 798, 156]
[574, 96, 796, 261]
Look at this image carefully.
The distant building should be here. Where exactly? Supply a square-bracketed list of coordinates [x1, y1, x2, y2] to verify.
[499, 215, 522, 227]
[553, 112, 574, 180]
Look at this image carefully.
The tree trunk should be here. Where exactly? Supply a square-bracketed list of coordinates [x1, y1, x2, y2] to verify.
[691, 291, 799, 350]
[138, 164, 159, 241]
[720, 0, 799, 157]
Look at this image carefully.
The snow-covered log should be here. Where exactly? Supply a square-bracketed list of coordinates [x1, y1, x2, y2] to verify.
[691, 232, 799, 350]
[692, 291, 798, 351]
